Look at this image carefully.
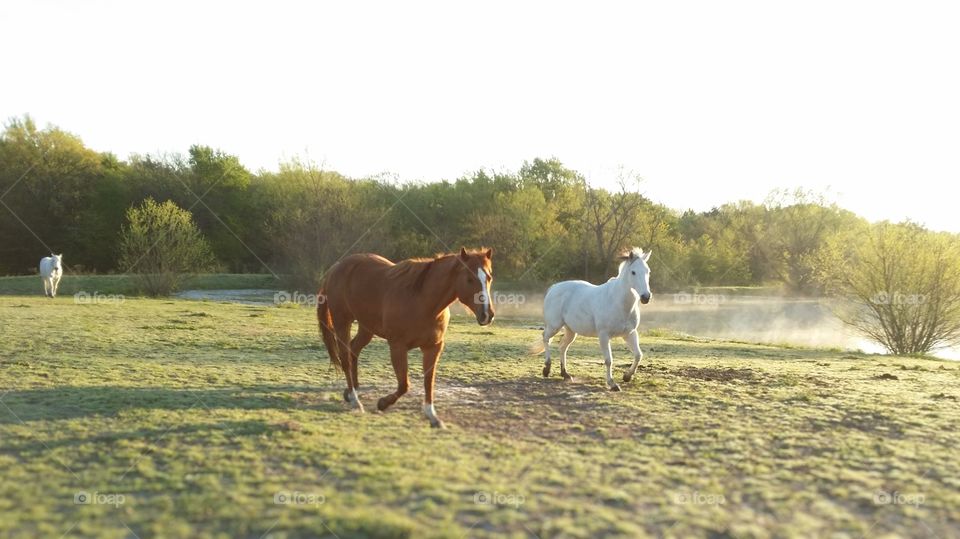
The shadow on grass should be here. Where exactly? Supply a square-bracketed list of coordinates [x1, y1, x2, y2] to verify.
[2, 419, 278, 454]
[0, 385, 343, 423]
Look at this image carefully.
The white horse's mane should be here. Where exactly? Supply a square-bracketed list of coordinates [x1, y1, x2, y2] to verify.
[616, 248, 647, 276]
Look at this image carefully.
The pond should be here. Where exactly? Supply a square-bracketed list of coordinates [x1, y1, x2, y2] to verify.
[493, 291, 960, 360]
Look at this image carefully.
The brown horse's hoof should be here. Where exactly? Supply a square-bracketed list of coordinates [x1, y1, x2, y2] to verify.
[377, 397, 392, 411]
[342, 388, 351, 402]
[609, 383, 622, 392]
[623, 373, 633, 382]
[542, 366, 551, 377]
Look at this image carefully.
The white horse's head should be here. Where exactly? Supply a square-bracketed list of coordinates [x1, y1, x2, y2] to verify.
[51, 253, 63, 272]
[617, 248, 652, 304]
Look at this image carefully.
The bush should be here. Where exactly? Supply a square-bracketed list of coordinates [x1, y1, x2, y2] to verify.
[822, 222, 960, 355]
[118, 198, 217, 295]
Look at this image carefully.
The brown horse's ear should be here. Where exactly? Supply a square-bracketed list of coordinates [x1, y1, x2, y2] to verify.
[484, 248, 493, 259]
[459, 247, 469, 261]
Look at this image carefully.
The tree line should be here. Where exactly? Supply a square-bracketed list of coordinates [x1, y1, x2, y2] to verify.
[0, 117, 865, 289]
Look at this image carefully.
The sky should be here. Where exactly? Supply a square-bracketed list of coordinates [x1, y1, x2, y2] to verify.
[2, 1, 958, 232]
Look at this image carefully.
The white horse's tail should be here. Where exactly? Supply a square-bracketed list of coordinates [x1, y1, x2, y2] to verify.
[528, 334, 546, 355]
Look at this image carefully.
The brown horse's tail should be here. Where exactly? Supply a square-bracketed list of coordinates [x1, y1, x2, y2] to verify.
[317, 288, 343, 372]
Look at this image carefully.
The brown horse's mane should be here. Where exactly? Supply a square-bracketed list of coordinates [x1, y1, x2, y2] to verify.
[386, 249, 487, 291]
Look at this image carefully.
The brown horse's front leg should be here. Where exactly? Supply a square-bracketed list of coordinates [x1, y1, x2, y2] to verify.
[377, 343, 409, 411]
[421, 342, 445, 428]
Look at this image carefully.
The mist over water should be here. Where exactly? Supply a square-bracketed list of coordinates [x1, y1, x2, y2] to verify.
[492, 291, 960, 361]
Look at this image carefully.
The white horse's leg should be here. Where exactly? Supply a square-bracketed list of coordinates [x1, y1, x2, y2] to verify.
[557, 327, 577, 381]
[42, 278, 50, 297]
[623, 330, 643, 382]
[541, 325, 561, 377]
[599, 333, 621, 391]
[51, 275, 60, 298]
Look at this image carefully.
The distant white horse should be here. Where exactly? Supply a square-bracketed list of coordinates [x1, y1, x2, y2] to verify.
[538, 248, 652, 390]
[39, 254, 63, 298]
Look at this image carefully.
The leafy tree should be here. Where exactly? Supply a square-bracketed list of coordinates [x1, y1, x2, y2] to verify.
[0, 116, 107, 273]
[118, 198, 217, 295]
[821, 222, 960, 355]
[261, 159, 392, 289]
[758, 189, 851, 293]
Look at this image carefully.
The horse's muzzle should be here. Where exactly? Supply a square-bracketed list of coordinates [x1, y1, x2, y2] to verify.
[477, 309, 495, 326]
[640, 294, 651, 305]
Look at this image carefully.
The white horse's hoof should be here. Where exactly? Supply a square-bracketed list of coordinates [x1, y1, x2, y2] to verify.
[623, 373, 633, 382]
[608, 383, 622, 392]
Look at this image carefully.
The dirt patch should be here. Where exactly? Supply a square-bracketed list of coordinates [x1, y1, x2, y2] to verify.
[174, 289, 276, 304]
[435, 379, 625, 440]
[672, 367, 757, 382]
[874, 373, 899, 381]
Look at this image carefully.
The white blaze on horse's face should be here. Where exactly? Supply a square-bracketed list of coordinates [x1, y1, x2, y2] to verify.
[456, 248, 495, 326]
[52, 254, 63, 273]
[477, 268, 494, 325]
[626, 250, 652, 305]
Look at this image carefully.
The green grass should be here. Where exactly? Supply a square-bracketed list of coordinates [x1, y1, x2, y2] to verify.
[0, 273, 280, 296]
[1, 295, 958, 538]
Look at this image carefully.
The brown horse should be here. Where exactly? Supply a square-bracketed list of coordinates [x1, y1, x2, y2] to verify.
[317, 248, 494, 428]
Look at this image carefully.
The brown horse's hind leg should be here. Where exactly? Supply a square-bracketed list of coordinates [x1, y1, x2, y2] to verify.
[335, 321, 364, 412]
[349, 327, 374, 389]
[377, 343, 409, 412]
[421, 341, 445, 428]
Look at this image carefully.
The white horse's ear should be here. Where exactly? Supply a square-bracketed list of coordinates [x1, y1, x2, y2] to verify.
[642, 250, 651, 262]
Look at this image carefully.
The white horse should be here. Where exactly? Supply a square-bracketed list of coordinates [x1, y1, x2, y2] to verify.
[538, 248, 652, 390]
[39, 254, 63, 298]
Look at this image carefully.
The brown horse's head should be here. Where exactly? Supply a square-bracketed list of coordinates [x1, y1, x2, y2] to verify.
[454, 247, 495, 326]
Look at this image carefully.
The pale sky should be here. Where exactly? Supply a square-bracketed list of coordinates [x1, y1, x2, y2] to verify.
[2, 1, 958, 231]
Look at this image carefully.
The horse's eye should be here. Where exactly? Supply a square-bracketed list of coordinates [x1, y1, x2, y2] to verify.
[631, 271, 636, 275]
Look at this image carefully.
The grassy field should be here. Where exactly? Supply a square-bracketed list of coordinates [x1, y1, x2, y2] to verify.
[1, 293, 958, 538]
[0, 274, 280, 296]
